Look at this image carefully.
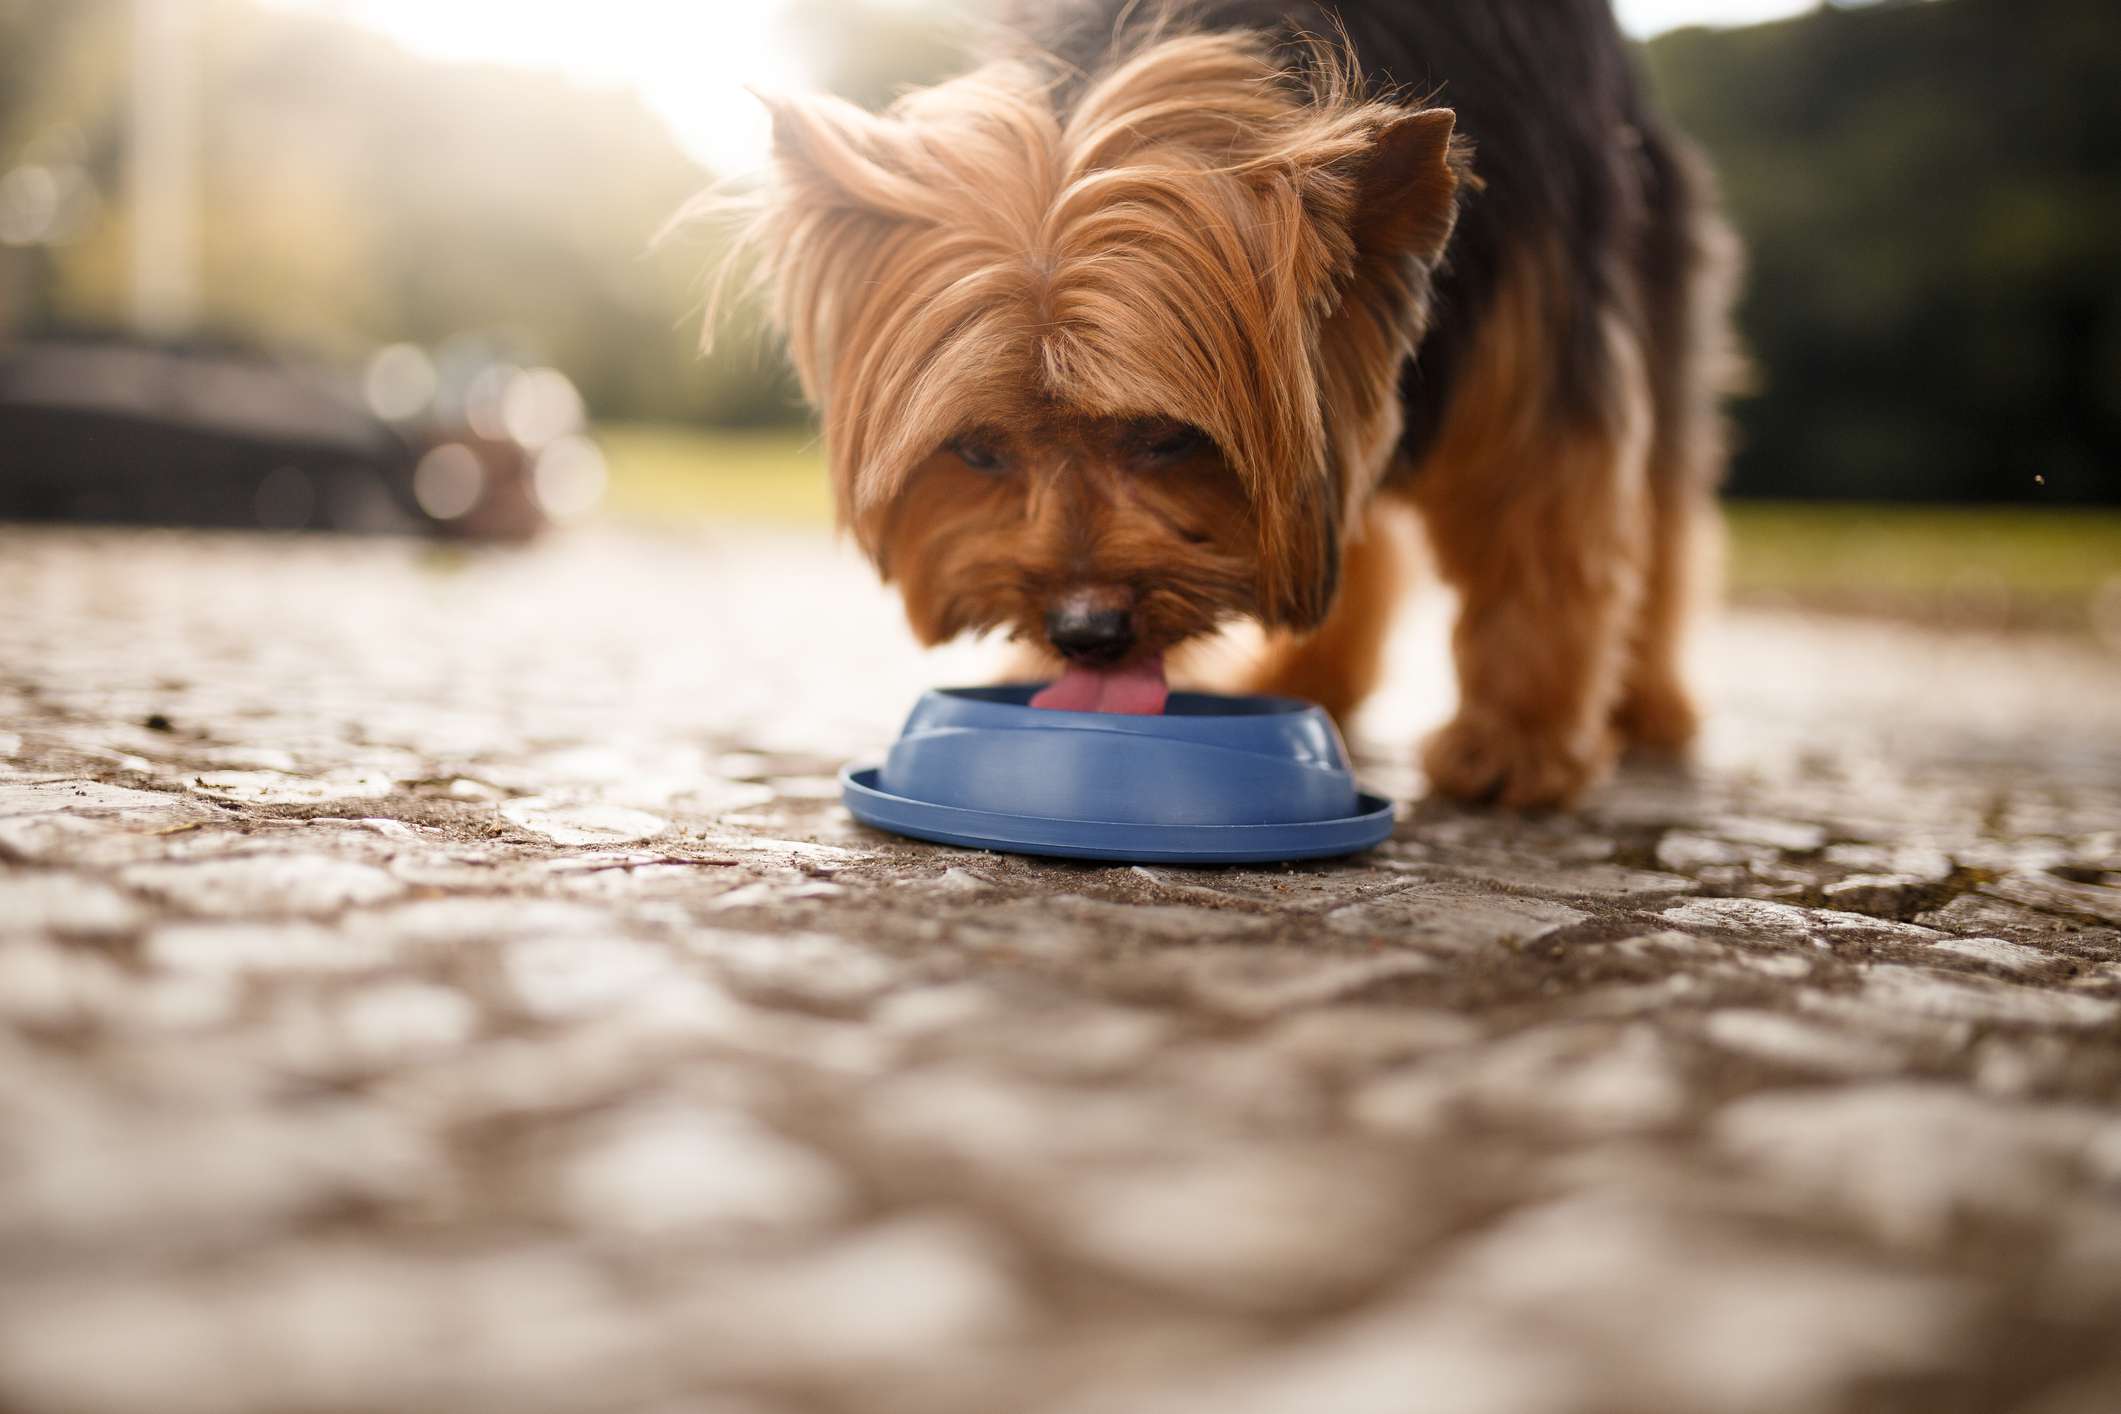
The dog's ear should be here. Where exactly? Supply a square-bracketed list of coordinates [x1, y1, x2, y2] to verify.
[758, 91, 934, 223]
[1346, 106, 1463, 271]
[743, 90, 921, 396]
[739, 91, 938, 553]
[1262, 473, 1342, 630]
[1262, 107, 1461, 628]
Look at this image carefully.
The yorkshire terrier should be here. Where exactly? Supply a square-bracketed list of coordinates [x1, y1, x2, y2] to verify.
[715, 0, 1739, 807]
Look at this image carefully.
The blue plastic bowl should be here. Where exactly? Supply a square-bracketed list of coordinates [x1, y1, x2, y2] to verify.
[840, 685, 1394, 864]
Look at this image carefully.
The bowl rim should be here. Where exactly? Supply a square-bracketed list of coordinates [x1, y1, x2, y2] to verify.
[841, 765, 1395, 863]
[910, 684, 1339, 749]
[943, 683, 1317, 716]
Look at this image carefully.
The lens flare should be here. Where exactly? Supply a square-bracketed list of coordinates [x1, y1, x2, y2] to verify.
[413, 444, 486, 520]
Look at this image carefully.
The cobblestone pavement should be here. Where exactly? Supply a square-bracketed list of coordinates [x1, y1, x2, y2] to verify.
[3, 525, 2120, 1414]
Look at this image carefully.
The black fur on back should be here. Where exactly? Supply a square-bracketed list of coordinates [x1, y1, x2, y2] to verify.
[1010, 0, 1703, 470]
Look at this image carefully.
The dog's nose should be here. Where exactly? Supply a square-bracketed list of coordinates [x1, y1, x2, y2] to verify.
[1046, 600, 1135, 665]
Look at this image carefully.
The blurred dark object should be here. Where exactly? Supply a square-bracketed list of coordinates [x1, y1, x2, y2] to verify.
[1647, 0, 2121, 504]
[0, 336, 427, 531]
[0, 335, 598, 537]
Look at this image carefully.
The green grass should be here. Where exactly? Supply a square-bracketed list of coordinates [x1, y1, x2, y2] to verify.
[1725, 502, 2121, 626]
[1726, 502, 2121, 597]
[598, 422, 2121, 627]
[598, 422, 831, 524]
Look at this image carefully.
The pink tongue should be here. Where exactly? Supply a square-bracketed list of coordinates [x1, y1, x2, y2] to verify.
[1030, 654, 1169, 715]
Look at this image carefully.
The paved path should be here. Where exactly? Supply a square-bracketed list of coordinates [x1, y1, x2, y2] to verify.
[3, 526, 2119, 1414]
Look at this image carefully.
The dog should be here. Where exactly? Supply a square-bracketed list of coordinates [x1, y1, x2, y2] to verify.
[714, 0, 1740, 807]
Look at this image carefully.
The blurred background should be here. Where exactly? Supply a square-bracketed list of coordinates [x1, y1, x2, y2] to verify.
[1, 0, 2115, 638]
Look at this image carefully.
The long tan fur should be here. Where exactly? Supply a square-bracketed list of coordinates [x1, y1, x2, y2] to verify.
[720, 30, 1463, 629]
[698, 18, 1734, 809]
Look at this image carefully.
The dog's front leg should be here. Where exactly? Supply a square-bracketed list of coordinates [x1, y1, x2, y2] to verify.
[1411, 320, 1653, 809]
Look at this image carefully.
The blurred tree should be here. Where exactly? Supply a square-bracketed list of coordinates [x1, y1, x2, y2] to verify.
[6, 0, 2111, 502]
[0, 3, 115, 134]
[1647, 0, 2120, 503]
[0, 1, 126, 331]
[0, 0, 806, 423]
[0, 0, 972, 425]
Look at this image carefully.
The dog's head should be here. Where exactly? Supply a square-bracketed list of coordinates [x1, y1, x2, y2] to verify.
[727, 30, 1464, 686]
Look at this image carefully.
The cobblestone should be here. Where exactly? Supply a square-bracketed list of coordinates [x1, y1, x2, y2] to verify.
[3, 526, 2121, 1413]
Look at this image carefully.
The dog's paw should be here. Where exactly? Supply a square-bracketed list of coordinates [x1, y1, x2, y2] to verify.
[1422, 710, 1617, 810]
[1614, 679, 1700, 757]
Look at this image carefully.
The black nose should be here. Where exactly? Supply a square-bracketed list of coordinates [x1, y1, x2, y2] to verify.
[1045, 604, 1135, 665]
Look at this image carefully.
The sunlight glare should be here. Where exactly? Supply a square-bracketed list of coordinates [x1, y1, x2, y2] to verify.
[261, 0, 810, 175]
[1613, 0, 1823, 33]
[266, 0, 1843, 178]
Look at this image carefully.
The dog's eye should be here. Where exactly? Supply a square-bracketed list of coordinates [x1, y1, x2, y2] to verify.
[945, 436, 1008, 475]
[1135, 422, 1211, 464]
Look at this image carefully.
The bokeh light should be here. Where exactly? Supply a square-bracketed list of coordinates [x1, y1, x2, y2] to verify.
[461, 364, 518, 444]
[502, 367, 585, 450]
[412, 443, 486, 520]
[362, 343, 438, 423]
[531, 436, 607, 523]
[0, 163, 99, 248]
